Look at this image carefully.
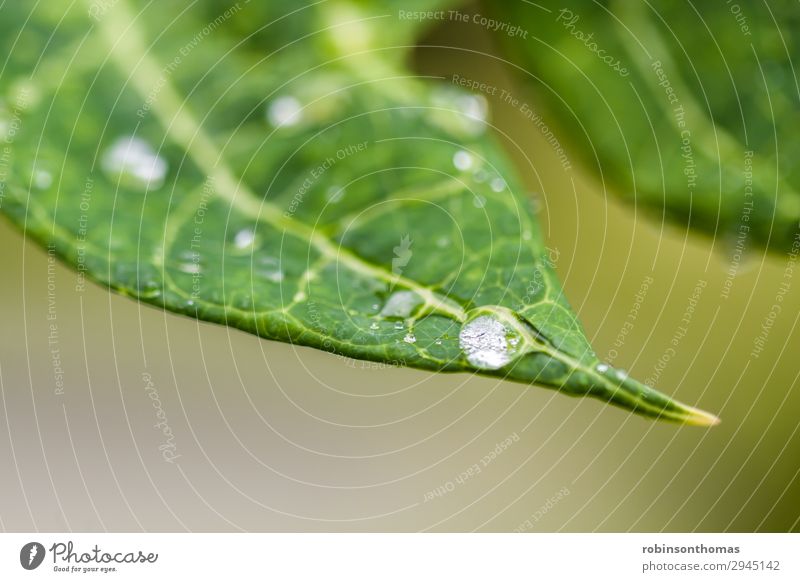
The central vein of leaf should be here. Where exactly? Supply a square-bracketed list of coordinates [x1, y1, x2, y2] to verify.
[91, 0, 467, 322]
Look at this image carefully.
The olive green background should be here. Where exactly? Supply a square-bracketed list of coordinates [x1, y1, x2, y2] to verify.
[1, 6, 799, 532]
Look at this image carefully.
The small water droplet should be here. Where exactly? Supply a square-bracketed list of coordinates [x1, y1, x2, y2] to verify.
[178, 262, 201, 275]
[326, 186, 344, 203]
[370, 322, 380, 330]
[256, 256, 284, 283]
[615, 369, 628, 381]
[32, 168, 52, 190]
[233, 228, 256, 249]
[403, 333, 417, 344]
[458, 94, 488, 124]
[490, 177, 506, 193]
[434, 339, 443, 345]
[102, 136, 168, 191]
[393, 321, 405, 330]
[459, 315, 519, 370]
[473, 195, 486, 209]
[380, 290, 423, 318]
[452, 150, 474, 171]
[596, 363, 610, 373]
[267, 96, 303, 128]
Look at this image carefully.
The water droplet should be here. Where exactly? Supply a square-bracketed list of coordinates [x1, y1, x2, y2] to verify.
[473, 195, 486, 209]
[102, 136, 168, 191]
[393, 321, 405, 330]
[326, 186, 344, 203]
[596, 363, 610, 373]
[369, 322, 380, 330]
[178, 262, 201, 275]
[403, 333, 417, 344]
[267, 96, 303, 128]
[459, 315, 519, 370]
[233, 228, 256, 249]
[615, 369, 628, 381]
[256, 256, 284, 283]
[434, 339, 443, 345]
[458, 94, 488, 124]
[32, 168, 52, 189]
[380, 290, 423, 318]
[452, 150, 474, 171]
[490, 177, 506, 193]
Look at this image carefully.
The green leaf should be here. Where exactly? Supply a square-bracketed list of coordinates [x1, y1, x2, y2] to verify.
[0, 0, 717, 425]
[487, 0, 800, 254]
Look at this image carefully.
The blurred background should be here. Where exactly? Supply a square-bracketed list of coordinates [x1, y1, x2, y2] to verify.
[1, 2, 799, 532]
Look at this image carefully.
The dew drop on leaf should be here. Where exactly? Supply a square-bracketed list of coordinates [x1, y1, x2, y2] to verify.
[233, 228, 256, 249]
[459, 315, 518, 370]
[267, 96, 303, 128]
[380, 290, 423, 318]
[101, 136, 168, 191]
[452, 150, 474, 171]
[490, 177, 506, 192]
[32, 168, 53, 190]
[403, 332, 416, 344]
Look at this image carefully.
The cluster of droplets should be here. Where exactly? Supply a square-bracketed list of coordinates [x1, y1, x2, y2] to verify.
[451, 148, 508, 209]
[102, 136, 168, 191]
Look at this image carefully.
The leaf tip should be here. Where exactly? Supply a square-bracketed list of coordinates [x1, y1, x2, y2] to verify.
[682, 405, 721, 427]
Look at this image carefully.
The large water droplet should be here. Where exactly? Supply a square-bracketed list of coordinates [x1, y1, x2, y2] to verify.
[452, 150, 474, 171]
[458, 94, 488, 124]
[267, 96, 303, 128]
[233, 228, 256, 250]
[102, 136, 168, 191]
[403, 333, 417, 344]
[459, 315, 519, 370]
[380, 290, 423, 318]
